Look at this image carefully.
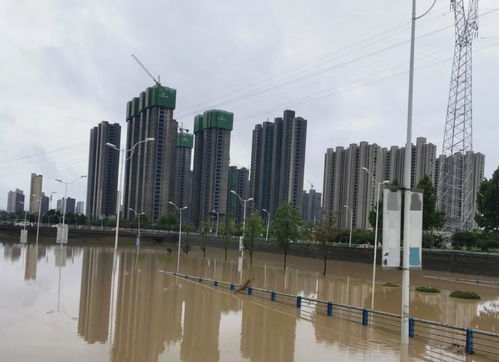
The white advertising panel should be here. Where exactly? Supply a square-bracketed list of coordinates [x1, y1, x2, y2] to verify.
[408, 190, 423, 269]
[382, 187, 401, 269]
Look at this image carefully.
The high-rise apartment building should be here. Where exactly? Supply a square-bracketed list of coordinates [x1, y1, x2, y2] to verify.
[191, 110, 233, 226]
[57, 197, 76, 214]
[40, 193, 49, 215]
[436, 151, 485, 230]
[123, 85, 178, 220]
[29, 173, 43, 213]
[86, 121, 121, 219]
[301, 188, 322, 224]
[250, 110, 307, 216]
[323, 137, 437, 230]
[173, 130, 193, 209]
[227, 166, 249, 225]
[76, 201, 85, 215]
[7, 189, 24, 213]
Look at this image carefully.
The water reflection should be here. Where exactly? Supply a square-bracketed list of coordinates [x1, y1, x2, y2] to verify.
[78, 248, 113, 344]
[0, 242, 498, 362]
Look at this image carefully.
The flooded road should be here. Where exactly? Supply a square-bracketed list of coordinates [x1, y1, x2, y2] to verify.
[0, 241, 497, 361]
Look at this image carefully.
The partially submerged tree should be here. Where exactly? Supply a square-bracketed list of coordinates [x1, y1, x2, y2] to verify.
[182, 223, 195, 255]
[199, 220, 211, 258]
[243, 211, 264, 264]
[315, 213, 338, 275]
[220, 218, 236, 261]
[272, 202, 302, 269]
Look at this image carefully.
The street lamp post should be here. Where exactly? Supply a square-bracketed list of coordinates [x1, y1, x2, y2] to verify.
[211, 209, 220, 236]
[129, 208, 145, 247]
[362, 167, 389, 310]
[55, 176, 86, 244]
[169, 201, 188, 274]
[34, 194, 42, 246]
[230, 190, 253, 249]
[344, 205, 353, 247]
[106, 137, 155, 250]
[262, 208, 271, 242]
[19, 201, 28, 243]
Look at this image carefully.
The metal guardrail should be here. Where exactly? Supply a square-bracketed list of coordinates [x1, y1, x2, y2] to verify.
[160, 270, 499, 359]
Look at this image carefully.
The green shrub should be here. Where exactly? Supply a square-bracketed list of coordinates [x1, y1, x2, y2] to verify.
[451, 231, 477, 250]
[450, 290, 480, 300]
[416, 286, 440, 293]
[382, 282, 399, 287]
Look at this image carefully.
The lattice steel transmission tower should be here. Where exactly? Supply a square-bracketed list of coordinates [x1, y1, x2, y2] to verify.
[438, 0, 479, 231]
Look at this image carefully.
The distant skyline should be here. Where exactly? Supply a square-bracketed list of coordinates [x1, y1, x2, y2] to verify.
[1, 0, 498, 209]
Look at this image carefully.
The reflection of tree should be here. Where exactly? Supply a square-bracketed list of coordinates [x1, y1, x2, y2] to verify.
[112, 251, 182, 362]
[240, 299, 296, 362]
[78, 248, 113, 343]
[24, 245, 37, 280]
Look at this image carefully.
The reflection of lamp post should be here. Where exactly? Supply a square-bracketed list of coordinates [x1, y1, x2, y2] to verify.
[106, 137, 155, 250]
[344, 205, 353, 247]
[362, 167, 389, 310]
[129, 208, 145, 247]
[262, 208, 271, 242]
[169, 201, 188, 274]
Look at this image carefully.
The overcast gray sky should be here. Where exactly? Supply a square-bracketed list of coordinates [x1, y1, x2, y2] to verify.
[1, 0, 498, 210]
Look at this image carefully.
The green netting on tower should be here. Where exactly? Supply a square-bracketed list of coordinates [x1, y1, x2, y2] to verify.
[201, 109, 234, 131]
[145, 85, 176, 109]
[177, 132, 193, 148]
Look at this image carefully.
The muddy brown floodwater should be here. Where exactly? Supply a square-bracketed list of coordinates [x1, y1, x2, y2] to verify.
[0, 241, 497, 361]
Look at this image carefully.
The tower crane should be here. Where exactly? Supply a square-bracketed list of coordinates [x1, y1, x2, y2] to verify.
[131, 54, 162, 86]
[307, 179, 314, 191]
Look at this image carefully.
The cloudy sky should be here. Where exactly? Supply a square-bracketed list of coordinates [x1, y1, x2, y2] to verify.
[1, 0, 498, 210]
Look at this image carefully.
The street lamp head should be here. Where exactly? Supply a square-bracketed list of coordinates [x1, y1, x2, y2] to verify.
[230, 190, 237, 195]
[129, 208, 135, 212]
[362, 167, 370, 173]
[80, 175, 87, 179]
[55, 179, 62, 183]
[106, 142, 118, 150]
[262, 208, 268, 212]
[248, 198, 253, 202]
[382, 180, 389, 185]
[344, 205, 348, 209]
[181, 206, 188, 211]
[168, 201, 176, 207]
[145, 137, 155, 142]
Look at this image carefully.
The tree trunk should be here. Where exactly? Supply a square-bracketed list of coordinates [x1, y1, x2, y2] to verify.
[250, 250, 253, 265]
[283, 251, 287, 270]
[323, 255, 327, 276]
[224, 247, 227, 261]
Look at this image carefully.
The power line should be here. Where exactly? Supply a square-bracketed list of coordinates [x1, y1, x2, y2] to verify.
[0, 143, 87, 164]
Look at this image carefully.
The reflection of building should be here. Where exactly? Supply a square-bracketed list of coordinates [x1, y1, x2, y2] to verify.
[3, 244, 22, 261]
[180, 278, 238, 361]
[240, 299, 296, 362]
[112, 252, 182, 362]
[78, 248, 113, 344]
[7, 189, 24, 213]
[24, 245, 38, 280]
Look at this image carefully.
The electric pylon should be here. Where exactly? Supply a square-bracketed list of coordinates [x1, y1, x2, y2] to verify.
[438, 0, 479, 231]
